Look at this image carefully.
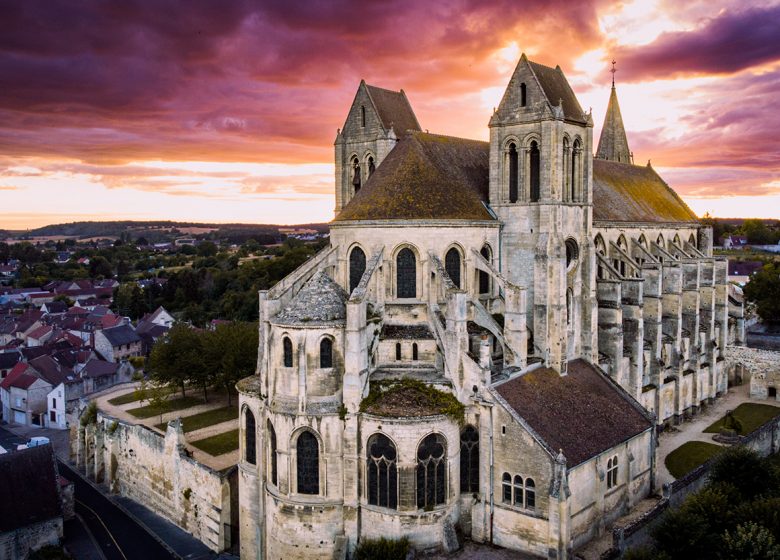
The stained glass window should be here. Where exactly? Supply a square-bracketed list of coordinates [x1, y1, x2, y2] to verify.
[349, 247, 366, 294]
[416, 433, 446, 509]
[367, 434, 397, 509]
[397, 248, 416, 298]
[460, 426, 479, 493]
[296, 431, 319, 495]
[445, 248, 461, 288]
[245, 409, 256, 465]
[320, 338, 333, 369]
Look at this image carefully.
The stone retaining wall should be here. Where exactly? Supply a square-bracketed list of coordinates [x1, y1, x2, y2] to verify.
[724, 346, 780, 399]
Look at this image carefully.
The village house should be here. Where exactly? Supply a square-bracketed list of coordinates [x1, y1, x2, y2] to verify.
[0, 362, 52, 427]
[94, 324, 142, 363]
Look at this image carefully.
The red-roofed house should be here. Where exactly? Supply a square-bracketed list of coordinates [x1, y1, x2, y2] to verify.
[0, 362, 52, 426]
[26, 324, 54, 347]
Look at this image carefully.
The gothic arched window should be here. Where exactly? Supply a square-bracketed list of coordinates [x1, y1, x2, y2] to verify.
[513, 475, 524, 507]
[502, 472, 512, 503]
[351, 157, 361, 193]
[368, 156, 375, 176]
[395, 342, 402, 361]
[526, 478, 536, 509]
[445, 247, 461, 288]
[688, 233, 696, 248]
[320, 337, 333, 369]
[656, 234, 664, 247]
[520, 83, 527, 107]
[349, 246, 366, 294]
[296, 431, 319, 495]
[562, 137, 570, 201]
[571, 139, 581, 202]
[607, 456, 618, 489]
[367, 433, 398, 509]
[529, 141, 540, 202]
[268, 420, 278, 485]
[283, 336, 293, 368]
[460, 426, 479, 493]
[396, 248, 416, 299]
[508, 143, 519, 203]
[479, 245, 491, 295]
[417, 433, 447, 509]
[244, 408, 256, 465]
[412, 343, 419, 361]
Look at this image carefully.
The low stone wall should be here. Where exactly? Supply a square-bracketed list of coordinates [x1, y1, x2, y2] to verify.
[609, 412, 780, 557]
[0, 518, 63, 560]
[723, 346, 780, 399]
[83, 413, 238, 553]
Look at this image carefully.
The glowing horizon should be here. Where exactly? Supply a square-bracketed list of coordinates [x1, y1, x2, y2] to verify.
[1, 0, 779, 229]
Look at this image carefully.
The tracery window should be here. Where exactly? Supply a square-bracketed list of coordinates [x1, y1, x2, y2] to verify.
[244, 409, 256, 465]
[562, 137, 570, 201]
[445, 247, 462, 288]
[508, 142, 519, 203]
[416, 433, 447, 509]
[502, 473, 536, 510]
[296, 431, 319, 495]
[529, 141, 540, 202]
[283, 336, 293, 368]
[367, 433, 398, 509]
[320, 337, 333, 369]
[607, 455, 619, 489]
[460, 426, 479, 493]
[479, 245, 491, 295]
[268, 420, 278, 485]
[349, 246, 366, 294]
[396, 248, 416, 299]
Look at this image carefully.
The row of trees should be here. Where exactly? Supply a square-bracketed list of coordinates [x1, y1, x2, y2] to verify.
[148, 322, 258, 404]
[627, 447, 780, 560]
[743, 262, 780, 325]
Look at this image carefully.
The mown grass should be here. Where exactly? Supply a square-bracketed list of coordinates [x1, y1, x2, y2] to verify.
[154, 405, 238, 433]
[126, 396, 204, 419]
[665, 441, 722, 479]
[108, 385, 177, 406]
[190, 429, 239, 456]
[703, 402, 780, 435]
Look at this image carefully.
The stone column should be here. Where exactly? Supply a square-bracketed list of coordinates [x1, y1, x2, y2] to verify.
[597, 279, 623, 383]
[503, 283, 527, 368]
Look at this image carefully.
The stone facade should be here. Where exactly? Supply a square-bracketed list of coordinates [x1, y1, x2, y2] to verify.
[0, 519, 63, 560]
[237, 54, 743, 560]
[726, 346, 780, 399]
[78, 413, 238, 552]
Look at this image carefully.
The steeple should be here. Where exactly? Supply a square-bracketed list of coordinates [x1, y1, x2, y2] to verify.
[596, 61, 632, 164]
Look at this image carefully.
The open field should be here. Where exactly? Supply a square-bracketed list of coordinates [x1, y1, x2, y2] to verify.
[126, 396, 205, 419]
[664, 441, 722, 478]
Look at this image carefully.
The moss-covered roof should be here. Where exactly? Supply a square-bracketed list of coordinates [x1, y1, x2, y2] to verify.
[334, 131, 494, 222]
[365, 84, 421, 135]
[593, 159, 698, 223]
[273, 271, 348, 326]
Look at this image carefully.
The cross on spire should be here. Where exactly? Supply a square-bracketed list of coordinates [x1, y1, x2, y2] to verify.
[610, 59, 617, 87]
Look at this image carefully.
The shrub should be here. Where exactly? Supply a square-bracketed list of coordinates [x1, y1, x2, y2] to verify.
[709, 447, 772, 500]
[721, 522, 780, 560]
[80, 401, 98, 427]
[354, 537, 410, 560]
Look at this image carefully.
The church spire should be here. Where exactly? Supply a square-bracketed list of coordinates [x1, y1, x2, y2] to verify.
[596, 60, 632, 164]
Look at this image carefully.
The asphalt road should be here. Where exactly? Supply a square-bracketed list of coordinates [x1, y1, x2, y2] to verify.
[0, 425, 26, 451]
[57, 460, 176, 560]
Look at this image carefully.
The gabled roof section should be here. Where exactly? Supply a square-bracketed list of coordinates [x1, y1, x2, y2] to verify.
[494, 359, 652, 467]
[334, 131, 494, 222]
[593, 159, 698, 223]
[526, 59, 586, 124]
[0, 445, 62, 532]
[100, 324, 141, 347]
[364, 83, 421, 135]
[274, 271, 348, 326]
[596, 85, 631, 163]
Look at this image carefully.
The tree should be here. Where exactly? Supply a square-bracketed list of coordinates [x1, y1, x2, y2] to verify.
[148, 324, 202, 398]
[89, 256, 113, 278]
[721, 522, 780, 560]
[743, 263, 780, 325]
[709, 447, 773, 500]
[197, 241, 218, 257]
[202, 322, 258, 404]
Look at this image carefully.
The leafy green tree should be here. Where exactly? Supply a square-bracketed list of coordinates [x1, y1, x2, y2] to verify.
[739, 219, 776, 245]
[744, 263, 780, 325]
[89, 256, 113, 278]
[202, 322, 258, 404]
[197, 241, 218, 257]
[148, 324, 202, 397]
[709, 447, 774, 500]
[721, 522, 780, 560]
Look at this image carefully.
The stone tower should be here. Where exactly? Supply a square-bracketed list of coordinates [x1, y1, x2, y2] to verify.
[333, 81, 421, 215]
[488, 54, 596, 371]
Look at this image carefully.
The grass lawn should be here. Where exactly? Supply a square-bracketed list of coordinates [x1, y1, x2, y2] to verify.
[154, 405, 238, 433]
[126, 396, 204, 419]
[703, 403, 780, 435]
[665, 441, 722, 479]
[108, 385, 178, 406]
[190, 429, 239, 456]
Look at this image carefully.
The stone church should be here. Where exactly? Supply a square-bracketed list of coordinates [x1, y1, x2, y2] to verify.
[238, 54, 743, 559]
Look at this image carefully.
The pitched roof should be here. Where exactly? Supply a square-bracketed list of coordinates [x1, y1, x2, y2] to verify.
[274, 271, 348, 326]
[593, 159, 698, 223]
[27, 324, 53, 340]
[1, 362, 32, 390]
[365, 84, 421, 135]
[494, 359, 652, 467]
[100, 324, 141, 347]
[82, 358, 119, 378]
[0, 351, 21, 370]
[29, 355, 71, 386]
[527, 58, 586, 124]
[334, 131, 494, 222]
[596, 85, 631, 163]
[0, 445, 62, 531]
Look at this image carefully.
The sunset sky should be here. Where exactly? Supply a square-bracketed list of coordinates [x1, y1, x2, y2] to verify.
[1, 0, 779, 229]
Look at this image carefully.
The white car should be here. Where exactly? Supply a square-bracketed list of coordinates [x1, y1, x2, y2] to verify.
[17, 436, 50, 450]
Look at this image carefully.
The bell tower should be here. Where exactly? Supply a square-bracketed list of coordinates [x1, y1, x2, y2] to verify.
[488, 54, 596, 371]
[334, 81, 421, 215]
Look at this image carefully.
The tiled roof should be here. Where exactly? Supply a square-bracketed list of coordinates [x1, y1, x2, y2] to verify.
[365, 84, 421, 135]
[274, 271, 348, 326]
[100, 324, 141, 347]
[0, 445, 62, 532]
[1, 362, 32, 390]
[494, 359, 652, 467]
[334, 131, 493, 222]
[593, 160, 698, 223]
[527, 59, 586, 124]
[27, 325, 53, 340]
[82, 358, 119, 378]
[29, 355, 71, 386]
[379, 324, 434, 340]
